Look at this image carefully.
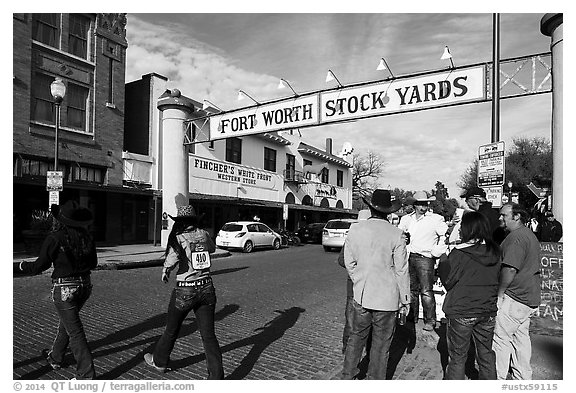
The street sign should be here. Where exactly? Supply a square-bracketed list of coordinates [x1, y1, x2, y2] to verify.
[283, 204, 289, 220]
[478, 141, 505, 187]
[484, 186, 503, 208]
[48, 190, 59, 208]
[46, 171, 63, 191]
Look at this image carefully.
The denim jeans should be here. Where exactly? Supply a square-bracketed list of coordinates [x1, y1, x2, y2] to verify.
[153, 283, 224, 379]
[50, 281, 95, 380]
[446, 316, 497, 379]
[342, 278, 354, 353]
[409, 253, 436, 324]
[492, 294, 537, 380]
[342, 300, 396, 380]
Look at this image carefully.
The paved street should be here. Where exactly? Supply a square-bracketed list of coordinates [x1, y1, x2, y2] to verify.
[13, 244, 562, 380]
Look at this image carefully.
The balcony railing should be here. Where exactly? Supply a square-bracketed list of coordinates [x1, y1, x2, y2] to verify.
[283, 169, 306, 183]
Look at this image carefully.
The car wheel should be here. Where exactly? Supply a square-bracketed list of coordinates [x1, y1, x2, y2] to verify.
[273, 238, 280, 250]
[324, 246, 331, 252]
[292, 236, 301, 246]
[243, 240, 254, 253]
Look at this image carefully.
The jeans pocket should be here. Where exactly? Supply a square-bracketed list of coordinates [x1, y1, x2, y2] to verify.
[509, 300, 532, 320]
[60, 285, 80, 302]
[175, 290, 196, 311]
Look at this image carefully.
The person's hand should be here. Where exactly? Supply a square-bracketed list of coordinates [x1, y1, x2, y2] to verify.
[161, 268, 170, 283]
[497, 294, 505, 309]
[399, 303, 410, 316]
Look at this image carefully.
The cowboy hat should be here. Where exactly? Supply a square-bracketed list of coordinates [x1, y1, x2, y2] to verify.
[405, 191, 434, 205]
[363, 189, 401, 214]
[168, 205, 203, 221]
[51, 200, 93, 227]
[460, 186, 486, 199]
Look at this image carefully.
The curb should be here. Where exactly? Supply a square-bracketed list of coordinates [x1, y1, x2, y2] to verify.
[13, 251, 232, 276]
[95, 251, 232, 271]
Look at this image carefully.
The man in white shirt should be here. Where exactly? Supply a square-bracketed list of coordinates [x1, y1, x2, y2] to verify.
[399, 191, 448, 331]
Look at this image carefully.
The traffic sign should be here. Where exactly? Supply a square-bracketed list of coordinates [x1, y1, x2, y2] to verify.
[484, 186, 503, 208]
[48, 190, 59, 208]
[478, 141, 505, 187]
[47, 171, 63, 191]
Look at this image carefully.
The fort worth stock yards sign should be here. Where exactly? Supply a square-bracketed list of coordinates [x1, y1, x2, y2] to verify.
[208, 66, 486, 140]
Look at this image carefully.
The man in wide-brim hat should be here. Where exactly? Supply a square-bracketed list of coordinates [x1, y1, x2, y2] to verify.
[398, 190, 448, 332]
[341, 189, 410, 380]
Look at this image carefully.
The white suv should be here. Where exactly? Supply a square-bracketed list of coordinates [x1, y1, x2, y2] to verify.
[322, 219, 359, 252]
[216, 221, 282, 253]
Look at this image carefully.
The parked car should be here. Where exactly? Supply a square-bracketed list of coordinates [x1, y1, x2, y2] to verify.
[216, 221, 282, 253]
[322, 219, 359, 251]
[296, 223, 326, 244]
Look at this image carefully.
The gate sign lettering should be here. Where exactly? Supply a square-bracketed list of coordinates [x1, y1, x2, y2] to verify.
[478, 141, 505, 187]
[207, 66, 486, 141]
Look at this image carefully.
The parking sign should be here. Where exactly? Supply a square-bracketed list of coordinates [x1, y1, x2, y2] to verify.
[478, 142, 505, 187]
[46, 171, 63, 191]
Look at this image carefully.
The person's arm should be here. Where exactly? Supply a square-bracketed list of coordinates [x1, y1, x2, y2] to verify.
[343, 238, 357, 282]
[204, 231, 217, 253]
[498, 265, 518, 298]
[393, 234, 410, 310]
[437, 252, 457, 290]
[162, 242, 179, 282]
[19, 235, 58, 275]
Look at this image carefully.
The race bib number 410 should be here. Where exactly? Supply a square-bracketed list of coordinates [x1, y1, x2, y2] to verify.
[191, 251, 211, 270]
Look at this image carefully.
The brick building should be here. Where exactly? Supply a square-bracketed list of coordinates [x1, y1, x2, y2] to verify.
[12, 13, 151, 247]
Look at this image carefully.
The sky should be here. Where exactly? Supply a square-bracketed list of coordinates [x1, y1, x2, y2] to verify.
[124, 11, 555, 201]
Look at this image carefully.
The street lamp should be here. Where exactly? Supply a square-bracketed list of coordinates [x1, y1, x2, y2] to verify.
[50, 77, 66, 171]
[507, 180, 513, 202]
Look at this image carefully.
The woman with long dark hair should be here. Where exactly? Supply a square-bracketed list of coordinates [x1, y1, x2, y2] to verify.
[144, 205, 223, 379]
[17, 201, 97, 380]
[437, 211, 501, 379]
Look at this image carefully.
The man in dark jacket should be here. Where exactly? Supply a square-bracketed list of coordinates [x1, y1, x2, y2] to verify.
[539, 211, 563, 242]
[461, 187, 507, 244]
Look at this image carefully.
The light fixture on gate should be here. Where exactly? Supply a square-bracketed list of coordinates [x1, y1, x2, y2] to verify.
[441, 45, 455, 68]
[325, 69, 343, 88]
[202, 99, 223, 113]
[237, 89, 260, 105]
[278, 78, 298, 96]
[376, 57, 394, 78]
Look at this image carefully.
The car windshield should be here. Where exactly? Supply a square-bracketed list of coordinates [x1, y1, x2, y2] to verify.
[221, 223, 243, 232]
[325, 221, 352, 229]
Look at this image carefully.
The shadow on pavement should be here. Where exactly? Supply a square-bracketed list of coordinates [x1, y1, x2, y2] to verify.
[15, 304, 240, 380]
[211, 267, 249, 276]
[165, 306, 305, 379]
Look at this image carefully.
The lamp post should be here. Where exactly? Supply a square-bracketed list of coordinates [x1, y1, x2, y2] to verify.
[50, 78, 66, 171]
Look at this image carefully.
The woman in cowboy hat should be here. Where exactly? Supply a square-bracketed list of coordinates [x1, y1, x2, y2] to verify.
[144, 205, 224, 379]
[18, 200, 98, 380]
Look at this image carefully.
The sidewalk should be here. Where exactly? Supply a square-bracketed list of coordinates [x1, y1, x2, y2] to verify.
[13, 243, 231, 271]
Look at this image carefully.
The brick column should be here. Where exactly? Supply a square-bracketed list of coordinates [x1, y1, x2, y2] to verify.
[541, 13, 563, 225]
[157, 89, 195, 247]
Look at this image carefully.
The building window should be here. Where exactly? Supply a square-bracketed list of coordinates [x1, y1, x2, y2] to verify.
[303, 159, 312, 180]
[321, 168, 329, 184]
[66, 82, 89, 130]
[68, 14, 90, 59]
[226, 138, 242, 164]
[32, 14, 59, 48]
[285, 153, 295, 179]
[337, 170, 343, 187]
[14, 156, 65, 177]
[32, 73, 56, 124]
[72, 165, 103, 183]
[264, 147, 276, 172]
